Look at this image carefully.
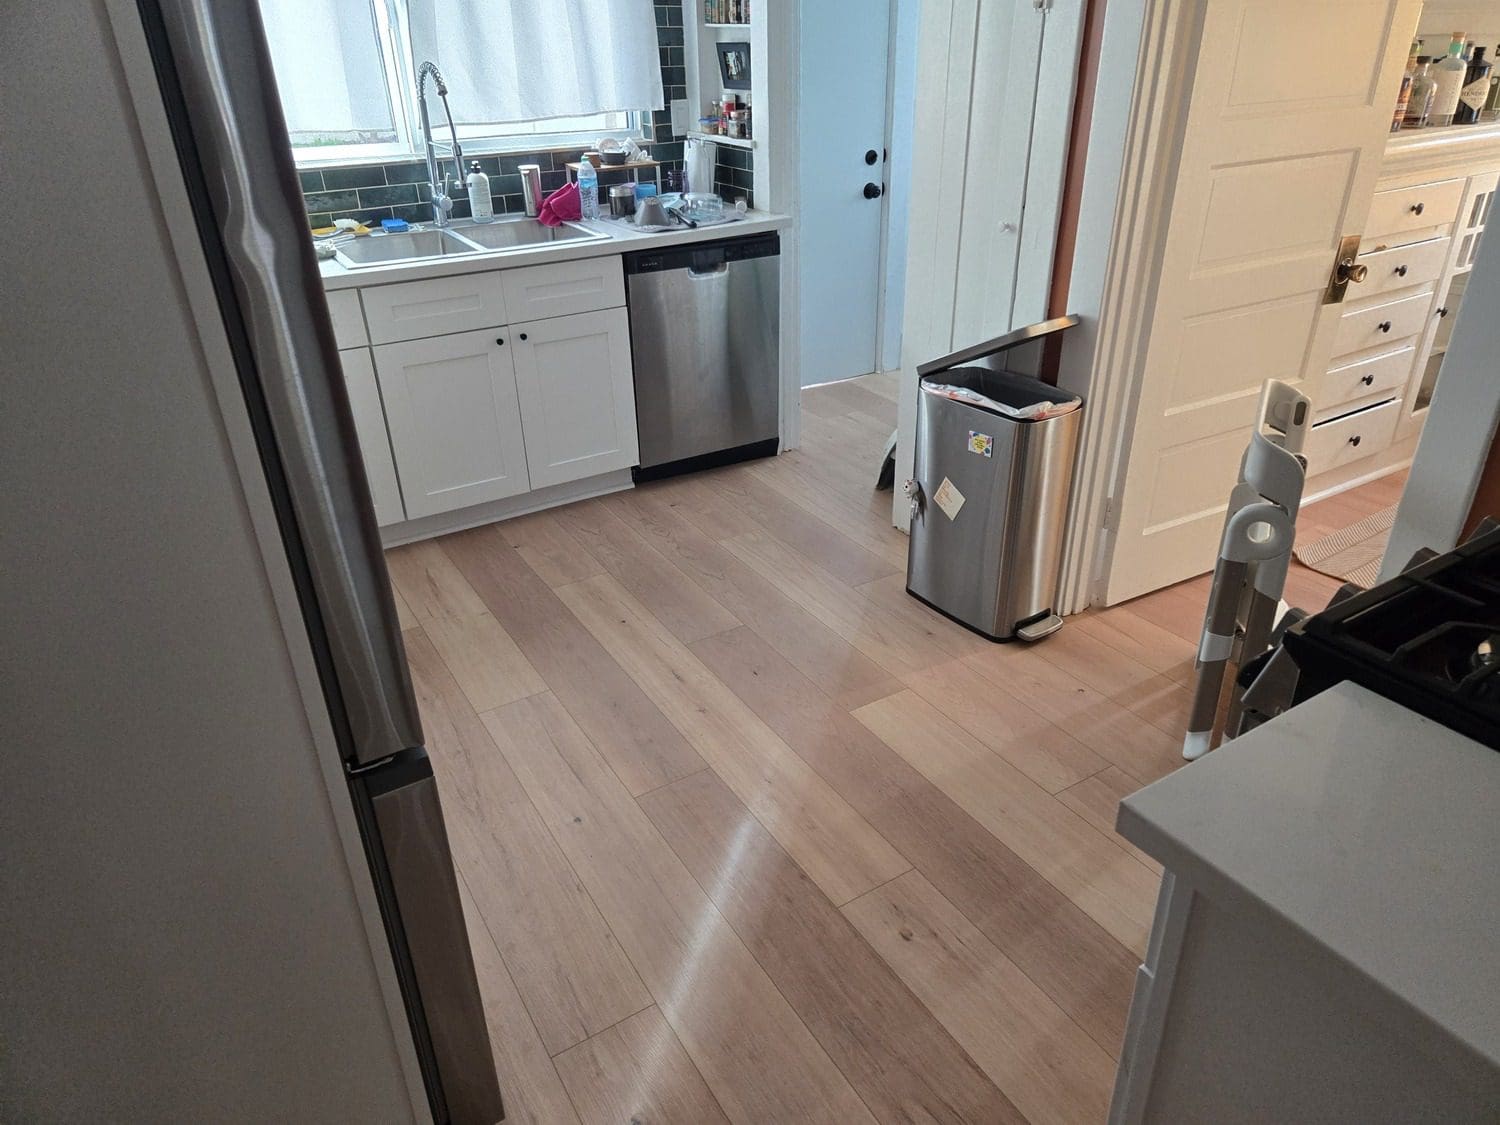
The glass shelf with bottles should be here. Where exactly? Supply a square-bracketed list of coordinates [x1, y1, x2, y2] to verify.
[1395, 33, 1500, 133]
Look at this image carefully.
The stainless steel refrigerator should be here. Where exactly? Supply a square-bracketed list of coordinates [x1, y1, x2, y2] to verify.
[1, 1, 500, 1120]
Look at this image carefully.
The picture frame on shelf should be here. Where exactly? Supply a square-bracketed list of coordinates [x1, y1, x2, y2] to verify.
[716, 41, 752, 90]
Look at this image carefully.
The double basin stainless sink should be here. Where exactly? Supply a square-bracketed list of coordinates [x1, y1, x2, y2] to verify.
[333, 217, 605, 268]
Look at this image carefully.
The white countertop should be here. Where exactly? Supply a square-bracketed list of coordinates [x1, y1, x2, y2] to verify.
[1118, 683, 1500, 1070]
[318, 210, 790, 291]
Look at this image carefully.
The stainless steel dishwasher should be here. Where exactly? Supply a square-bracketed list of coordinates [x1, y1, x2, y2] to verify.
[625, 232, 780, 480]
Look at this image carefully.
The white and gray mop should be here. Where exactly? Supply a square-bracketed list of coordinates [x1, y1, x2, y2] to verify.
[1182, 381, 1312, 760]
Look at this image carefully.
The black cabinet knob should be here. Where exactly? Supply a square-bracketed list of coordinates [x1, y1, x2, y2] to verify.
[1437, 307, 1450, 318]
[1361, 373, 1375, 385]
[863, 182, 883, 200]
[1348, 435, 1362, 447]
[1410, 201, 1425, 216]
[495, 336, 505, 345]
[1377, 320, 1392, 333]
[1394, 264, 1408, 276]
[864, 149, 878, 165]
[519, 332, 529, 340]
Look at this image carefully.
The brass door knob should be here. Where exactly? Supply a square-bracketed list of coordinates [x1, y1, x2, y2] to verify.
[1337, 257, 1368, 285]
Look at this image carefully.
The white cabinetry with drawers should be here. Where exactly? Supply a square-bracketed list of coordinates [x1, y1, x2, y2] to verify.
[1305, 131, 1500, 491]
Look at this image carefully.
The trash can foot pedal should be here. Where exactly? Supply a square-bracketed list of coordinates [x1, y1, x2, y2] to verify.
[1015, 613, 1064, 642]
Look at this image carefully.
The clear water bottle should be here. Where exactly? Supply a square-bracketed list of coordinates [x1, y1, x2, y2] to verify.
[577, 159, 599, 220]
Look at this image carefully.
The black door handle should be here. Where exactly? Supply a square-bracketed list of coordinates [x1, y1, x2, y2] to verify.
[1377, 320, 1392, 333]
[864, 149, 878, 165]
[863, 182, 883, 200]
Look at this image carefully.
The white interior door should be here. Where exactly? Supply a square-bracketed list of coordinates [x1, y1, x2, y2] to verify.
[798, 0, 891, 386]
[1101, 0, 1423, 605]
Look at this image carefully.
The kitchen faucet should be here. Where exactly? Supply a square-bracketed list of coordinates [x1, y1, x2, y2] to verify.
[416, 62, 464, 227]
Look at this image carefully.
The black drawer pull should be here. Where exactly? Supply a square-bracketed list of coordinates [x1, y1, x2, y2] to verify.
[1394, 265, 1408, 276]
[1348, 435, 1362, 447]
[1410, 202, 1425, 216]
[519, 332, 529, 340]
[495, 336, 505, 345]
[1361, 373, 1375, 385]
[1377, 320, 1392, 333]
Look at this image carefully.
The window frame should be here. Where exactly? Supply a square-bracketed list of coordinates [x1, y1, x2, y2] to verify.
[284, 0, 648, 168]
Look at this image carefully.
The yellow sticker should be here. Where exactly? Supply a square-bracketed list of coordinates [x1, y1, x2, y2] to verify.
[967, 430, 993, 458]
[933, 477, 965, 520]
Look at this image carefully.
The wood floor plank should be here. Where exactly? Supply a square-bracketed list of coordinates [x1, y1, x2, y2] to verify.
[552, 1007, 728, 1125]
[844, 871, 1117, 1125]
[1124, 670, 1195, 743]
[556, 573, 910, 905]
[553, 498, 741, 644]
[743, 457, 910, 569]
[631, 474, 748, 541]
[802, 378, 902, 424]
[389, 580, 419, 631]
[387, 538, 490, 621]
[608, 486, 902, 709]
[902, 659, 1108, 793]
[1058, 767, 1162, 873]
[440, 525, 706, 796]
[403, 629, 651, 1055]
[481, 693, 875, 1124]
[723, 530, 953, 675]
[420, 610, 547, 712]
[499, 509, 606, 588]
[456, 876, 581, 1125]
[1070, 610, 1196, 683]
[966, 644, 1186, 784]
[641, 768, 1025, 1125]
[1031, 623, 1161, 700]
[689, 627, 1137, 1053]
[697, 465, 900, 586]
[853, 690, 1159, 954]
[856, 572, 997, 659]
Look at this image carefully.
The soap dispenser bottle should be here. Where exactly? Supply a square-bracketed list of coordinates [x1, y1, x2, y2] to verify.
[466, 161, 494, 222]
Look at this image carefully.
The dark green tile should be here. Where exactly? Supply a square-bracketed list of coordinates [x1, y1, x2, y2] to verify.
[306, 211, 333, 230]
[390, 203, 431, 224]
[322, 165, 385, 190]
[304, 189, 360, 214]
[358, 183, 419, 207]
[384, 161, 431, 184]
[298, 169, 324, 193]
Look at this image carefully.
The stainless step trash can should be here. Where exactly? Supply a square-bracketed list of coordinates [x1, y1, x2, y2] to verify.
[906, 316, 1083, 642]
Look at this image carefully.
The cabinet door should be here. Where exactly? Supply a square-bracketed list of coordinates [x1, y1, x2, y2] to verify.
[373, 328, 530, 519]
[510, 308, 639, 489]
[337, 348, 404, 526]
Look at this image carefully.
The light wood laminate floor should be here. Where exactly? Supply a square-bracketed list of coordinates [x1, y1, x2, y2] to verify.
[387, 373, 1407, 1124]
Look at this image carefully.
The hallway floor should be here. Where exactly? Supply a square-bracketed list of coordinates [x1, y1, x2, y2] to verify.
[385, 373, 1401, 1123]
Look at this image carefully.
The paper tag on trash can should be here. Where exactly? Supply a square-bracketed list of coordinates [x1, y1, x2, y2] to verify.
[933, 477, 965, 520]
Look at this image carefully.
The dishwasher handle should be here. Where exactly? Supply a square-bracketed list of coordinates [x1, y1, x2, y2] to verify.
[625, 231, 780, 276]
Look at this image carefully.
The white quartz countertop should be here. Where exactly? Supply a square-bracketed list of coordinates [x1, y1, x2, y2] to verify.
[1119, 683, 1500, 1069]
[318, 210, 790, 291]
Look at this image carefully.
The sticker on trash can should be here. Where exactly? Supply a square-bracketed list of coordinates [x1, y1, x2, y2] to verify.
[933, 477, 965, 520]
[967, 431, 993, 458]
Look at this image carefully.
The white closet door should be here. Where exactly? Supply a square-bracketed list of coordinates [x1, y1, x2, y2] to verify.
[1101, 0, 1423, 605]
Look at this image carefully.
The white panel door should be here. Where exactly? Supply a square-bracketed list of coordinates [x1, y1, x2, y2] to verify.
[509, 308, 639, 489]
[373, 328, 530, 519]
[1101, 0, 1423, 605]
[797, 0, 891, 386]
[337, 348, 405, 526]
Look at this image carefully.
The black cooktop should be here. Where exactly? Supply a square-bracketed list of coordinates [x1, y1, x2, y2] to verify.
[1284, 523, 1500, 749]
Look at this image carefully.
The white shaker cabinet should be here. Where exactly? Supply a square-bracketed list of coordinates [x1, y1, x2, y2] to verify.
[372, 328, 530, 519]
[337, 347, 404, 527]
[510, 308, 639, 489]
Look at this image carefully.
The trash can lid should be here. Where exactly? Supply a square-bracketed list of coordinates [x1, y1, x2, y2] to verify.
[921, 369, 1081, 420]
[917, 314, 1079, 380]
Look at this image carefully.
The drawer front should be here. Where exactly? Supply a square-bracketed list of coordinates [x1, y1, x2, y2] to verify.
[1364, 178, 1464, 247]
[1315, 347, 1415, 417]
[1333, 290, 1432, 359]
[1305, 399, 1401, 476]
[360, 272, 509, 345]
[500, 256, 625, 324]
[326, 290, 368, 348]
[1354, 237, 1449, 299]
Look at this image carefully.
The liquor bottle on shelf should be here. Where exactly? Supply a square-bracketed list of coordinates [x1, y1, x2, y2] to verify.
[1392, 40, 1419, 132]
[1484, 74, 1500, 122]
[1456, 45, 1493, 125]
[1405, 56, 1438, 128]
[1431, 33, 1469, 127]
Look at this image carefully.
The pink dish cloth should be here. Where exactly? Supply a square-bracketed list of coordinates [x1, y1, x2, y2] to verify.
[537, 181, 581, 227]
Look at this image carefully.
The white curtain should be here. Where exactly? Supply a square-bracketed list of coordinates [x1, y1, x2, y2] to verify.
[407, 0, 664, 124]
[260, 0, 394, 135]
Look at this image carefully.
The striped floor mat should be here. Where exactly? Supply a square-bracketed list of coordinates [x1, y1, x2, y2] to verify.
[1293, 505, 1398, 588]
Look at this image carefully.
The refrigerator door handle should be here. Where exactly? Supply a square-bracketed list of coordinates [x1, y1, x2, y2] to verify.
[142, 0, 421, 765]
